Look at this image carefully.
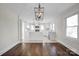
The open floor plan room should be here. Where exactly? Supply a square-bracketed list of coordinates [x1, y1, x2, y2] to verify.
[0, 3, 79, 56]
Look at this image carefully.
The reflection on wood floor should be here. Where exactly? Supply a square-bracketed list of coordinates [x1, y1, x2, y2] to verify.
[2, 43, 78, 56]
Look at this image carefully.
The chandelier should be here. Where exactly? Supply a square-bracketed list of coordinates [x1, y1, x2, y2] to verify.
[34, 3, 44, 21]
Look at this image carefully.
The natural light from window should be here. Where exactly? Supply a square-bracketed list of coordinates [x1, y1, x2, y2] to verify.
[66, 14, 78, 38]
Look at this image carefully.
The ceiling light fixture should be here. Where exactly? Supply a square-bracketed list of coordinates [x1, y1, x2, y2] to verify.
[34, 3, 44, 21]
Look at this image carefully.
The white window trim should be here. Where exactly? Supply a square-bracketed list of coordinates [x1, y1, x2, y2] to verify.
[66, 14, 78, 39]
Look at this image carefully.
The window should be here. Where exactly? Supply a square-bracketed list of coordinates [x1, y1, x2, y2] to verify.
[40, 25, 44, 30]
[66, 14, 78, 38]
[53, 24, 55, 31]
[50, 24, 55, 32]
[31, 25, 34, 30]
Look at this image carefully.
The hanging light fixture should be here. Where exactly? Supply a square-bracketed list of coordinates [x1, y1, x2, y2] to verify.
[34, 3, 44, 21]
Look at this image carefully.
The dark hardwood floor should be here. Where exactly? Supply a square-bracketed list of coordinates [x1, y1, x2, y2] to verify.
[2, 43, 79, 56]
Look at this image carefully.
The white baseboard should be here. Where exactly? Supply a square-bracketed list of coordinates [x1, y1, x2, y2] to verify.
[0, 41, 20, 56]
[57, 40, 79, 55]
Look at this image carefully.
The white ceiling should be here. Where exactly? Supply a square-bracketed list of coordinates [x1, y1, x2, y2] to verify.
[0, 3, 76, 22]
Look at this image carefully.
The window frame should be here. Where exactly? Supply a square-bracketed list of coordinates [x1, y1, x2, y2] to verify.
[66, 14, 78, 39]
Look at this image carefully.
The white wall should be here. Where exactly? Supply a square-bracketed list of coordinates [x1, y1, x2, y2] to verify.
[0, 8, 19, 55]
[58, 4, 79, 55]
